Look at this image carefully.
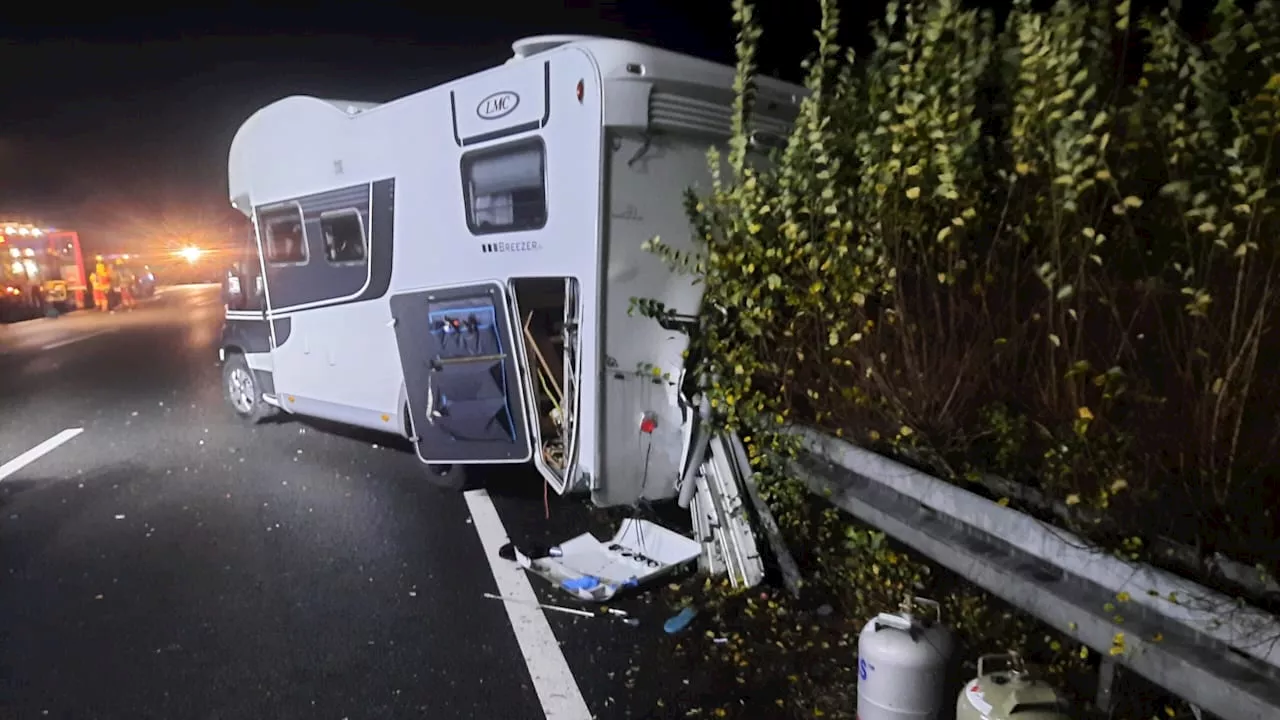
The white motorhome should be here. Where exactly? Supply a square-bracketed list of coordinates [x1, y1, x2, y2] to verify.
[219, 34, 804, 586]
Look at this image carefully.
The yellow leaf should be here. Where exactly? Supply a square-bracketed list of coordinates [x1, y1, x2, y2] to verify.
[898, 425, 914, 437]
[1108, 645, 1125, 656]
[1117, 591, 1131, 603]
[997, 497, 1010, 507]
[1066, 494, 1081, 506]
[906, 164, 922, 176]
[1122, 195, 1143, 208]
[1109, 478, 1128, 493]
[1049, 333, 1061, 348]
[1015, 162, 1031, 175]
[905, 187, 921, 200]
[1079, 646, 1089, 659]
[868, 430, 881, 441]
[1095, 169, 1113, 181]
[1077, 407, 1094, 421]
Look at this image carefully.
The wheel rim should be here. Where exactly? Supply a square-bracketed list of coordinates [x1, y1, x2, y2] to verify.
[228, 367, 255, 414]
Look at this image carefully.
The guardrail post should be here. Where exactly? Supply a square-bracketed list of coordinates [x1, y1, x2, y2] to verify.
[1096, 656, 1118, 713]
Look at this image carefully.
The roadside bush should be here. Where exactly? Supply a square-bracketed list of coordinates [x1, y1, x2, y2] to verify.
[635, 0, 1280, 714]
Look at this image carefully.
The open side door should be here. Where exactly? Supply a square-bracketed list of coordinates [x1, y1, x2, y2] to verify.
[390, 282, 533, 464]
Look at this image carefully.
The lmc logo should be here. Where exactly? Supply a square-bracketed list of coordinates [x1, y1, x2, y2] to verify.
[477, 91, 520, 120]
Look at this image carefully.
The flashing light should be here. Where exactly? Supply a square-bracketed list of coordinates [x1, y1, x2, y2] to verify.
[7, 248, 17, 258]
[22, 259, 37, 277]
[22, 248, 33, 257]
[31, 228, 41, 236]
[179, 246, 203, 263]
[17, 227, 29, 236]
[9, 261, 22, 274]
[4, 227, 14, 235]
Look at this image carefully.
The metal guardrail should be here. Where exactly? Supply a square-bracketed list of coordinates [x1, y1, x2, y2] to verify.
[788, 426, 1280, 720]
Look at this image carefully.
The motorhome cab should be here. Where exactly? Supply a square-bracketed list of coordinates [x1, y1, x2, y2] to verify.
[219, 34, 804, 587]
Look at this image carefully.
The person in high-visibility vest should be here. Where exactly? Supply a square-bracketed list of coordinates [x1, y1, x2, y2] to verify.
[90, 262, 111, 312]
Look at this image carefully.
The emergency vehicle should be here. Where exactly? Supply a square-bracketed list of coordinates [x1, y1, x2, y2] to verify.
[0, 222, 87, 319]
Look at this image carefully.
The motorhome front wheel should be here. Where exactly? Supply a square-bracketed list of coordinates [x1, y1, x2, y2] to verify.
[222, 353, 273, 425]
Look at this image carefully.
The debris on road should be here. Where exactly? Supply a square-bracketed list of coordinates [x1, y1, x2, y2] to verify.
[664, 607, 697, 634]
[499, 518, 700, 603]
[482, 592, 595, 618]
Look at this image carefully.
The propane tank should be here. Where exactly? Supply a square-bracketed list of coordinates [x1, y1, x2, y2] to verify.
[857, 596, 955, 720]
[957, 652, 1073, 720]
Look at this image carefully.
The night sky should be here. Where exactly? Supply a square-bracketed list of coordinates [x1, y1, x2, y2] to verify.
[0, 1, 850, 253]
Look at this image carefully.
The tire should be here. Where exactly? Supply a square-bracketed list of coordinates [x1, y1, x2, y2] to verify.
[222, 352, 274, 424]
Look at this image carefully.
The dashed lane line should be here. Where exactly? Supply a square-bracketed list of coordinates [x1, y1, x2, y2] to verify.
[0, 428, 85, 482]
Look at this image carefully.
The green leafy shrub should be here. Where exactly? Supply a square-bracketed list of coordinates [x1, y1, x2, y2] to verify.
[633, 0, 1280, 715]
[637, 0, 1280, 598]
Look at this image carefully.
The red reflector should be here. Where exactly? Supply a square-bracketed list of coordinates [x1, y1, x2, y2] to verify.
[639, 416, 656, 434]
[576, 79, 584, 103]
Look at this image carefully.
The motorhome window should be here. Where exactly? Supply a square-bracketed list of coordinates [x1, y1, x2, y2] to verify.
[320, 211, 366, 264]
[461, 141, 547, 234]
[261, 208, 308, 265]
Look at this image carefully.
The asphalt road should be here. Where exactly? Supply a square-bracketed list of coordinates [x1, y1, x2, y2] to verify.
[0, 286, 753, 720]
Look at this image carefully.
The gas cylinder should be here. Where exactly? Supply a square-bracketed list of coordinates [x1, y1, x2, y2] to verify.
[956, 652, 1073, 720]
[856, 596, 955, 720]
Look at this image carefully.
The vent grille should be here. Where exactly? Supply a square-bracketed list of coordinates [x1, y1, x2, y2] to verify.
[649, 91, 795, 140]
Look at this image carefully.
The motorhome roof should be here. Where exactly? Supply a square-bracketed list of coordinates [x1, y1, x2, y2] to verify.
[509, 34, 804, 110]
[317, 99, 381, 115]
[228, 35, 807, 210]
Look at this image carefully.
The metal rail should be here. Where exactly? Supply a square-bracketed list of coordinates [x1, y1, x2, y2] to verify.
[789, 427, 1280, 720]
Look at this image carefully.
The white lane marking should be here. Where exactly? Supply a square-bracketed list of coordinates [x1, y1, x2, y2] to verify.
[42, 329, 115, 351]
[0, 428, 84, 482]
[463, 489, 592, 720]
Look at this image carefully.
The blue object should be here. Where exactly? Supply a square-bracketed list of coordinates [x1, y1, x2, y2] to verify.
[561, 575, 602, 592]
[664, 607, 697, 634]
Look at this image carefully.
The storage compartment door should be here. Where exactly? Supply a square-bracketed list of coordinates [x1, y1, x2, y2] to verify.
[390, 282, 533, 464]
